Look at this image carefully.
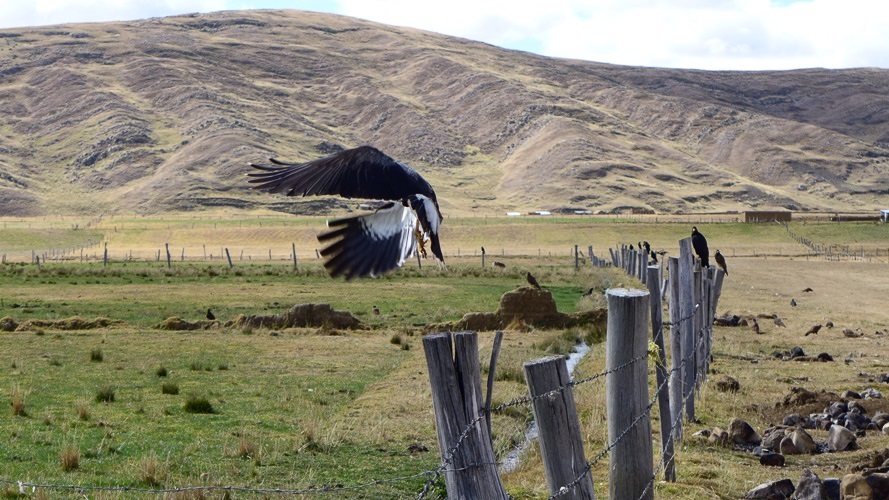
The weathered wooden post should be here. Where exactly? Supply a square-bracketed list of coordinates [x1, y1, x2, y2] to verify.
[481, 246, 486, 268]
[165, 243, 172, 269]
[575, 244, 579, 269]
[647, 266, 675, 482]
[679, 238, 696, 422]
[103, 243, 108, 267]
[668, 257, 683, 441]
[225, 248, 233, 269]
[637, 251, 646, 284]
[291, 243, 298, 270]
[525, 356, 595, 499]
[423, 332, 507, 499]
[693, 262, 703, 390]
[606, 288, 654, 500]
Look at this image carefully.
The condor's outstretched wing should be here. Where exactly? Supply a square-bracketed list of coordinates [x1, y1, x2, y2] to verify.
[317, 202, 418, 280]
[247, 146, 436, 202]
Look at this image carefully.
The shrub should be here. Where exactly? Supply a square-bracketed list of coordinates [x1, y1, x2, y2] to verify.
[90, 348, 104, 362]
[60, 443, 80, 471]
[389, 334, 402, 345]
[75, 400, 90, 420]
[10, 385, 27, 417]
[161, 382, 179, 395]
[155, 366, 168, 377]
[138, 453, 167, 487]
[183, 393, 215, 414]
[95, 386, 115, 403]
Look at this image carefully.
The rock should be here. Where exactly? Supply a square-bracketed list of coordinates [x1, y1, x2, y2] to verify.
[784, 414, 803, 426]
[709, 427, 729, 445]
[822, 478, 841, 500]
[838, 473, 889, 499]
[693, 429, 711, 438]
[882, 422, 889, 435]
[817, 352, 834, 362]
[844, 413, 870, 432]
[781, 436, 801, 455]
[829, 425, 857, 452]
[730, 418, 762, 445]
[793, 469, 826, 499]
[861, 388, 883, 399]
[746, 479, 795, 499]
[873, 412, 889, 428]
[849, 401, 867, 414]
[791, 428, 818, 454]
[827, 401, 848, 418]
[763, 427, 788, 450]
[759, 452, 785, 467]
[716, 375, 741, 393]
[843, 390, 863, 399]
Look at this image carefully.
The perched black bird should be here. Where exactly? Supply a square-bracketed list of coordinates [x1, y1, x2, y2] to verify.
[714, 249, 728, 275]
[650, 250, 658, 265]
[825, 321, 834, 329]
[802, 287, 814, 292]
[643, 241, 651, 254]
[481, 246, 486, 254]
[526, 272, 542, 289]
[751, 318, 762, 334]
[791, 298, 797, 307]
[249, 146, 444, 280]
[582, 287, 595, 297]
[691, 226, 710, 268]
[372, 305, 380, 315]
[206, 309, 215, 321]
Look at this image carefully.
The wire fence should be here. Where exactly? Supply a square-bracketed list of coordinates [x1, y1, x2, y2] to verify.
[0, 239, 719, 499]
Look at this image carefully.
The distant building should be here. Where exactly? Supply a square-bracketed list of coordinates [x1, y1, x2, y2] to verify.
[744, 210, 792, 223]
[881, 209, 889, 222]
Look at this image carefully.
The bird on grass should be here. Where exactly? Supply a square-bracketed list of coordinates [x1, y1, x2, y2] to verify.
[206, 309, 215, 321]
[804, 324, 822, 336]
[825, 321, 834, 329]
[773, 315, 786, 328]
[791, 298, 797, 307]
[582, 287, 595, 297]
[372, 305, 380, 316]
[842, 328, 859, 338]
[248, 146, 444, 280]
[751, 318, 762, 334]
[691, 227, 710, 268]
[526, 272, 542, 289]
[803, 287, 814, 292]
[493, 261, 506, 269]
[714, 249, 728, 275]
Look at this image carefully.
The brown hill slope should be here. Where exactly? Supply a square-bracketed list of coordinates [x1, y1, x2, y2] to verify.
[0, 9, 887, 216]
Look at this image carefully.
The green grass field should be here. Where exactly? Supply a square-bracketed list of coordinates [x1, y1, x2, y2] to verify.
[1, 214, 888, 498]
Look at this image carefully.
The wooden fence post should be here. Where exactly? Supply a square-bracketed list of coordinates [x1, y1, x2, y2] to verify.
[606, 288, 654, 500]
[667, 257, 683, 441]
[292, 243, 298, 270]
[524, 356, 595, 499]
[225, 248, 233, 269]
[647, 266, 675, 482]
[679, 238, 696, 422]
[165, 243, 172, 269]
[423, 332, 508, 499]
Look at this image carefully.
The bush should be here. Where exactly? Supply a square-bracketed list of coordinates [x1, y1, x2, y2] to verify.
[161, 382, 179, 395]
[183, 393, 215, 414]
[155, 366, 168, 377]
[90, 348, 104, 362]
[95, 386, 115, 403]
[60, 443, 80, 471]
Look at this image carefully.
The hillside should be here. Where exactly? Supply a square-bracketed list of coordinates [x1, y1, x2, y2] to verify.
[0, 9, 887, 216]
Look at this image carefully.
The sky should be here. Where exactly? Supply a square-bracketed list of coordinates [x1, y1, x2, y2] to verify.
[1, 0, 888, 71]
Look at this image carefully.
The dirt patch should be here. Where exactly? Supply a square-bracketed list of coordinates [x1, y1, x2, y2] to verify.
[759, 386, 889, 426]
[9, 316, 121, 331]
[229, 303, 366, 331]
[432, 286, 606, 331]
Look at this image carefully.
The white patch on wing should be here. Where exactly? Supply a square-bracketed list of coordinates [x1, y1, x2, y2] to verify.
[360, 203, 418, 269]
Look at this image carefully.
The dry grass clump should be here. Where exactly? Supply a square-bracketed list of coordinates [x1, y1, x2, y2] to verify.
[59, 443, 80, 471]
[10, 385, 28, 417]
[137, 452, 167, 487]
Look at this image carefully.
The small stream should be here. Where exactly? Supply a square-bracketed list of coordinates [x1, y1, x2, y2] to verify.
[500, 342, 591, 473]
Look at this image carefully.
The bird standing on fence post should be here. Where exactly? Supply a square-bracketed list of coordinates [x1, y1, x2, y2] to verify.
[691, 227, 710, 268]
[714, 249, 728, 275]
[248, 146, 445, 280]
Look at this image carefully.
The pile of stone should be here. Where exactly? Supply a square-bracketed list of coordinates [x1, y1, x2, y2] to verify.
[745, 469, 889, 499]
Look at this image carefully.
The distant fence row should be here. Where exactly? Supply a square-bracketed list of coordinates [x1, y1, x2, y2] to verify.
[782, 222, 889, 263]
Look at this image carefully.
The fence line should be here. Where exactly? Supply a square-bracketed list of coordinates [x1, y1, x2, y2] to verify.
[0, 237, 722, 498]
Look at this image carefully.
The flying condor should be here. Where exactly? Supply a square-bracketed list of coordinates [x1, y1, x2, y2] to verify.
[248, 146, 444, 280]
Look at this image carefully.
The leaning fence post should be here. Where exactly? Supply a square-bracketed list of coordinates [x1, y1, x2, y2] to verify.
[524, 356, 595, 499]
[423, 331, 508, 499]
[606, 288, 654, 500]
[647, 266, 676, 482]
